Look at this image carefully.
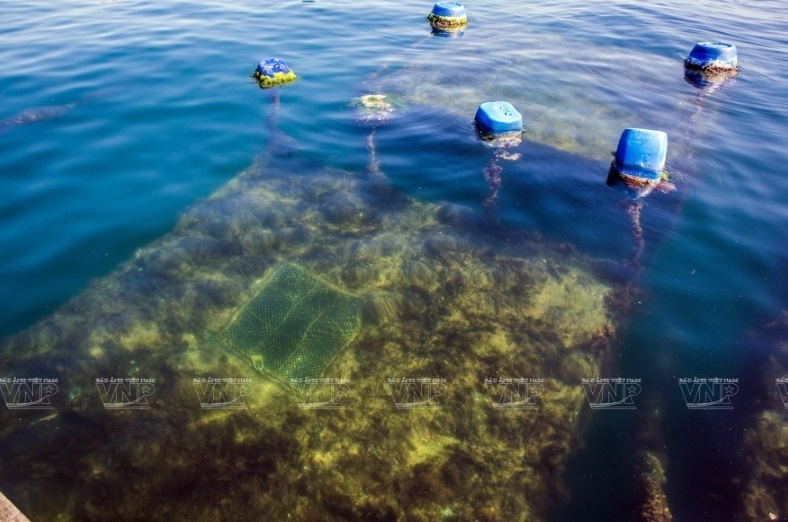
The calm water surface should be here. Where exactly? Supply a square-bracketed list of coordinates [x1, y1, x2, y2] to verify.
[1, 0, 786, 519]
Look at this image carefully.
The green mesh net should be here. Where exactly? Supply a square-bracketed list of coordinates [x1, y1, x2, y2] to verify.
[217, 263, 361, 381]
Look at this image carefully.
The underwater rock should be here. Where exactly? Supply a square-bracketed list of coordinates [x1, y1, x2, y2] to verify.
[422, 232, 473, 262]
[361, 293, 405, 326]
[340, 262, 378, 287]
[239, 229, 279, 254]
[436, 203, 477, 227]
[0, 162, 620, 521]
[740, 311, 788, 521]
[0, 102, 77, 135]
[634, 451, 673, 521]
[319, 191, 376, 228]
[400, 257, 443, 289]
[352, 234, 401, 261]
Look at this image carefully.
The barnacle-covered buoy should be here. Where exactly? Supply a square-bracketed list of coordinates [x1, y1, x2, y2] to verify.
[475, 101, 523, 146]
[252, 58, 297, 89]
[612, 128, 667, 181]
[683, 42, 738, 89]
[427, 2, 467, 29]
[684, 42, 738, 72]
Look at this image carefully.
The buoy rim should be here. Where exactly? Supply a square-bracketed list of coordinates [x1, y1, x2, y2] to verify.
[695, 41, 735, 49]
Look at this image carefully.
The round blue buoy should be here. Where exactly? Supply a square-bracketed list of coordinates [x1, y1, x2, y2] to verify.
[431, 1, 465, 17]
[475, 102, 522, 138]
[613, 128, 668, 181]
[685, 42, 738, 71]
[253, 58, 297, 88]
[427, 2, 467, 28]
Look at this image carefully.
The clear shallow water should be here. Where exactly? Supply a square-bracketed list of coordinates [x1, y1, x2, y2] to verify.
[1, 0, 787, 520]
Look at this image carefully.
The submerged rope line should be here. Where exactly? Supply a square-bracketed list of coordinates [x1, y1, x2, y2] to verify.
[367, 33, 434, 83]
[626, 200, 645, 271]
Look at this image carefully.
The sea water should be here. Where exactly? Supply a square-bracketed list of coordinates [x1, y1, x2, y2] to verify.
[1, 0, 786, 520]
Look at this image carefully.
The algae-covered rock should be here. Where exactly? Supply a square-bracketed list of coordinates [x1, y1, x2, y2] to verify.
[0, 160, 620, 521]
[634, 451, 673, 522]
[740, 311, 788, 522]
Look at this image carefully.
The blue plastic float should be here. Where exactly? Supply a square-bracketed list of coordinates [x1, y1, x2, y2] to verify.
[613, 128, 668, 181]
[475, 102, 522, 138]
[252, 58, 297, 88]
[427, 2, 467, 29]
[685, 42, 738, 71]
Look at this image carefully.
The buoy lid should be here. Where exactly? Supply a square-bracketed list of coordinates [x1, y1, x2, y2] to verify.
[613, 128, 668, 180]
[430, 2, 466, 18]
[685, 42, 738, 70]
[475, 102, 523, 137]
[256, 58, 292, 78]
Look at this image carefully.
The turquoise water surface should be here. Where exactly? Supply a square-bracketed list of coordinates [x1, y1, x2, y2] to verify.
[1, 0, 787, 520]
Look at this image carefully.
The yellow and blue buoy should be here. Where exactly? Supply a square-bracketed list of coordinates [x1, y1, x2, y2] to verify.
[427, 2, 467, 29]
[253, 58, 297, 89]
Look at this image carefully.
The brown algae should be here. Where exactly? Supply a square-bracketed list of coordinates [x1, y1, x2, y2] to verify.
[0, 162, 622, 521]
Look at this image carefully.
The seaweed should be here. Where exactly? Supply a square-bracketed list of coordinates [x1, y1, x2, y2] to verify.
[0, 163, 622, 521]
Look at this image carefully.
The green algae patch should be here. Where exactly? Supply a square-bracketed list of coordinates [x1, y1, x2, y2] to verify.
[349, 93, 406, 126]
[0, 158, 625, 521]
[252, 69, 297, 88]
[216, 262, 361, 381]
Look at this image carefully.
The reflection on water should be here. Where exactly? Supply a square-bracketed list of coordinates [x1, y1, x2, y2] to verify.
[0, 156, 624, 520]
